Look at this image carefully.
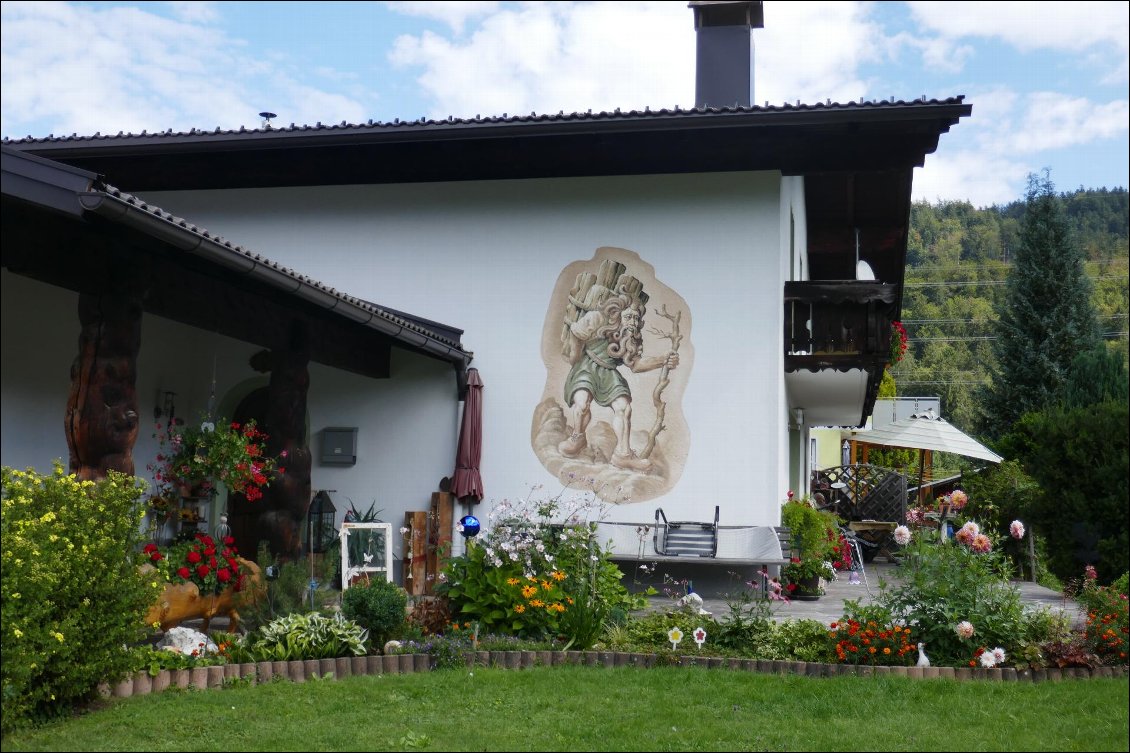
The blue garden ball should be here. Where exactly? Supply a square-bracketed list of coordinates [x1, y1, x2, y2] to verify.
[459, 515, 481, 538]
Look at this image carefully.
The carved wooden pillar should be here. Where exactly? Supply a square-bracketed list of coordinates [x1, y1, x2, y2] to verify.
[65, 290, 142, 480]
[251, 321, 312, 560]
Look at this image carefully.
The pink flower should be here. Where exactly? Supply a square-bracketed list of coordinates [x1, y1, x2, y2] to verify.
[970, 533, 992, 553]
[955, 621, 975, 640]
[1009, 520, 1025, 540]
[893, 525, 912, 546]
[1085, 565, 1098, 580]
[950, 490, 969, 511]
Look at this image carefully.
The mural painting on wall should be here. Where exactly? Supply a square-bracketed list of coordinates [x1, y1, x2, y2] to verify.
[531, 247, 692, 504]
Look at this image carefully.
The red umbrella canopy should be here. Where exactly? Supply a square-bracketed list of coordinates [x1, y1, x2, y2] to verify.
[451, 368, 484, 503]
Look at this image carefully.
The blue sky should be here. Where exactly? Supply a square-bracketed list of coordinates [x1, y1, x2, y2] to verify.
[2, 1, 1127, 207]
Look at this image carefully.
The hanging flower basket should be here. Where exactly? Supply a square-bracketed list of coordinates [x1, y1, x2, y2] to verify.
[888, 321, 908, 366]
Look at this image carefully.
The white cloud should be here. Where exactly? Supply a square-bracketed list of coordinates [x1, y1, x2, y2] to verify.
[908, 0, 1130, 81]
[915, 85, 1130, 206]
[389, 2, 693, 118]
[0, 2, 373, 138]
[754, 1, 882, 105]
[913, 150, 1031, 208]
[885, 32, 974, 74]
[388, 1, 885, 119]
[965, 88, 1129, 154]
[386, 1, 501, 35]
[166, 1, 219, 24]
[1008, 93, 1129, 152]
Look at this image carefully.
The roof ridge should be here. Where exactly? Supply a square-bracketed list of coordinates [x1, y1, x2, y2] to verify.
[3, 97, 966, 145]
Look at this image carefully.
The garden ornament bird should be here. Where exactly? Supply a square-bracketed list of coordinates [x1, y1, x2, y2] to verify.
[916, 642, 930, 668]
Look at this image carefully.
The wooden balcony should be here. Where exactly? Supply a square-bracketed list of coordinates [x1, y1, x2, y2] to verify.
[783, 281, 899, 373]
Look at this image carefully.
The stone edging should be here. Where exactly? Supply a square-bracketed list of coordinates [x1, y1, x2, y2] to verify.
[101, 651, 1129, 698]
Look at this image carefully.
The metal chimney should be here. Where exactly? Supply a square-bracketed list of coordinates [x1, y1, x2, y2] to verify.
[689, 1, 764, 109]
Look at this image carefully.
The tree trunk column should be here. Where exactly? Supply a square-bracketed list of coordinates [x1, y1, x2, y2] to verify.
[260, 320, 312, 561]
[65, 291, 142, 480]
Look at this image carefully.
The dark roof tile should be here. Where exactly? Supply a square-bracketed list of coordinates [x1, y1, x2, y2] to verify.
[94, 183, 467, 353]
[3, 97, 965, 146]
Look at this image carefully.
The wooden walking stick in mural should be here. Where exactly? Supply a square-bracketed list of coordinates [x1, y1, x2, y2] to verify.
[640, 304, 683, 460]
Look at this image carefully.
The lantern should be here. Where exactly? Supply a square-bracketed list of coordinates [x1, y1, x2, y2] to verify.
[307, 490, 338, 554]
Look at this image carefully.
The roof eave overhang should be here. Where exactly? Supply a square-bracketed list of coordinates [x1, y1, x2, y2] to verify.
[73, 188, 473, 370]
[6, 101, 972, 191]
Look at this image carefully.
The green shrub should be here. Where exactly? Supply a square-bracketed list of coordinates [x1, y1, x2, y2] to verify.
[877, 525, 1027, 666]
[1000, 400, 1129, 584]
[764, 619, 837, 663]
[1, 464, 155, 732]
[239, 612, 368, 661]
[341, 578, 408, 647]
[437, 486, 643, 639]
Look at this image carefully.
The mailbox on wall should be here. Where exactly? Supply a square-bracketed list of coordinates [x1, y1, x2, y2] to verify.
[320, 427, 357, 466]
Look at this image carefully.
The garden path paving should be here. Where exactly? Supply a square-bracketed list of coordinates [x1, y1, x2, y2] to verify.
[637, 562, 1086, 628]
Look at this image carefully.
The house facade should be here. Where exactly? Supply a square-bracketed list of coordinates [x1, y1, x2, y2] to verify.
[1, 2, 969, 570]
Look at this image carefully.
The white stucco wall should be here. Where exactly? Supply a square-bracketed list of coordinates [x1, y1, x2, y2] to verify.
[141, 171, 793, 526]
[1, 269, 456, 571]
[3, 171, 797, 539]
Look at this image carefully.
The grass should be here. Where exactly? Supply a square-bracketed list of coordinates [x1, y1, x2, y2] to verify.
[3, 667, 1127, 752]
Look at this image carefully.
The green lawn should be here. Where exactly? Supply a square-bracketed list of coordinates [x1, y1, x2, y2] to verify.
[3, 667, 1127, 752]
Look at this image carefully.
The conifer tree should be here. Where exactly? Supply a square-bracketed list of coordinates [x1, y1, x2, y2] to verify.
[978, 173, 1101, 436]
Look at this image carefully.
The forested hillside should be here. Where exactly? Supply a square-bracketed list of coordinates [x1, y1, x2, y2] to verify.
[891, 187, 1129, 432]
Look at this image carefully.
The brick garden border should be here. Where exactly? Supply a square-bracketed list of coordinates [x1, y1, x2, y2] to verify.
[101, 651, 1128, 698]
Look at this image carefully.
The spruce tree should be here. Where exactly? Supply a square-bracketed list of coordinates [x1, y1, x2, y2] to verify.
[978, 173, 1101, 436]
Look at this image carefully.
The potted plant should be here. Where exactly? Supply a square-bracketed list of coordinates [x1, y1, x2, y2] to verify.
[149, 417, 285, 502]
[780, 493, 841, 600]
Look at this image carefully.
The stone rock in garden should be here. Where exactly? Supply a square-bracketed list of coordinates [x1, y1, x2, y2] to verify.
[157, 626, 218, 655]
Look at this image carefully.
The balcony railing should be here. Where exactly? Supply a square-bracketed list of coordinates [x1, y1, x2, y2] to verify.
[784, 281, 898, 370]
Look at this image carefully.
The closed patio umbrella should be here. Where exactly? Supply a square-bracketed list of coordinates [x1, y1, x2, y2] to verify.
[451, 368, 484, 505]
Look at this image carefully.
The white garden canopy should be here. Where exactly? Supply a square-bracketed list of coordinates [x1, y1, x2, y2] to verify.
[850, 409, 1003, 464]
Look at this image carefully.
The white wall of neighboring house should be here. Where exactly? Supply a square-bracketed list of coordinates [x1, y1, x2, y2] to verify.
[133, 170, 797, 527]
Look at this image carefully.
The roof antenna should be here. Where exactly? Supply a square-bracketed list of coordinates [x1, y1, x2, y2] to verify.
[259, 111, 277, 129]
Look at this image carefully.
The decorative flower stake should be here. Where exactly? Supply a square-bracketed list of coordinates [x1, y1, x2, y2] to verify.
[692, 627, 707, 647]
[668, 627, 683, 650]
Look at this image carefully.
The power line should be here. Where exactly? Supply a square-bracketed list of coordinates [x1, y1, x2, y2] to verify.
[907, 331, 1128, 343]
[906, 275, 1126, 288]
[908, 259, 1128, 273]
[902, 314, 1126, 324]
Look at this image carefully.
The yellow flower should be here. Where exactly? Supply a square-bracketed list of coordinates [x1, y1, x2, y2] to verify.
[12, 628, 23, 638]
[541, 580, 552, 590]
[52, 631, 64, 643]
[506, 578, 520, 586]
[529, 599, 545, 608]
[521, 585, 538, 598]
[514, 604, 526, 614]
[551, 571, 566, 581]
